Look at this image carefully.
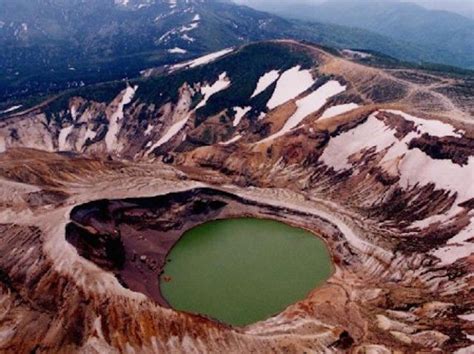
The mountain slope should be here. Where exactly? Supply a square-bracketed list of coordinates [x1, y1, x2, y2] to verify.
[258, 0, 474, 70]
[2, 40, 472, 157]
[0, 40, 472, 353]
[0, 0, 462, 103]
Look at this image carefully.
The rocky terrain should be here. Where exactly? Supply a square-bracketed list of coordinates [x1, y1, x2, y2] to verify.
[0, 40, 472, 353]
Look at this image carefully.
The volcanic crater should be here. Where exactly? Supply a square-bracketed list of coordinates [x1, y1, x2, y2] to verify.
[65, 188, 340, 316]
[0, 40, 472, 353]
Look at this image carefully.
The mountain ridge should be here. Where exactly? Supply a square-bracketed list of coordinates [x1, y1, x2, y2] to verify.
[0, 0, 469, 104]
[248, 0, 474, 70]
[1, 40, 472, 156]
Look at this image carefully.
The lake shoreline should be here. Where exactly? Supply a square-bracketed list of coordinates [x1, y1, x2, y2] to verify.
[66, 187, 347, 326]
[160, 217, 333, 326]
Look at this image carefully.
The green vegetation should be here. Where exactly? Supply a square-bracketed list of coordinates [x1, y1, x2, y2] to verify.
[135, 42, 314, 125]
[261, 1, 474, 69]
[42, 81, 126, 121]
[11, 42, 313, 119]
[2, 0, 471, 104]
[355, 49, 474, 77]
[7, 39, 471, 123]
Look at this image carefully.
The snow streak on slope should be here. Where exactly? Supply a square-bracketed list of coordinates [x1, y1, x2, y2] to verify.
[144, 124, 154, 136]
[0, 136, 5, 153]
[58, 125, 74, 151]
[149, 115, 191, 151]
[321, 110, 472, 201]
[180, 22, 199, 33]
[320, 103, 359, 120]
[172, 48, 234, 70]
[196, 73, 231, 109]
[148, 74, 231, 153]
[232, 106, 251, 127]
[168, 47, 187, 54]
[432, 217, 474, 265]
[320, 110, 474, 265]
[82, 128, 97, 149]
[321, 113, 392, 171]
[147, 84, 193, 153]
[266, 66, 314, 110]
[105, 86, 137, 152]
[286, 80, 346, 127]
[251, 70, 279, 98]
[115, 0, 130, 6]
[181, 34, 194, 42]
[396, 149, 473, 205]
[158, 12, 201, 44]
[384, 109, 463, 138]
[220, 135, 242, 145]
[0, 105, 22, 115]
[342, 49, 372, 59]
[261, 80, 346, 142]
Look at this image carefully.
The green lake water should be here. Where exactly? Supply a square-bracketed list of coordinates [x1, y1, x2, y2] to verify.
[160, 218, 332, 326]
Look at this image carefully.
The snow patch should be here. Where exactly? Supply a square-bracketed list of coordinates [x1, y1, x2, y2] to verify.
[105, 85, 137, 152]
[459, 313, 474, 322]
[397, 151, 473, 209]
[251, 70, 279, 98]
[284, 80, 346, 128]
[342, 49, 372, 59]
[81, 128, 97, 150]
[196, 72, 231, 110]
[115, 0, 130, 6]
[58, 125, 74, 151]
[232, 106, 251, 127]
[412, 213, 453, 229]
[180, 22, 199, 33]
[172, 48, 233, 70]
[320, 103, 359, 119]
[147, 73, 231, 153]
[321, 111, 474, 199]
[0, 105, 22, 114]
[158, 29, 173, 43]
[385, 110, 463, 138]
[428, 209, 474, 266]
[261, 80, 346, 142]
[70, 105, 78, 120]
[144, 124, 154, 136]
[266, 66, 315, 110]
[181, 34, 195, 42]
[148, 115, 190, 152]
[220, 135, 242, 145]
[168, 47, 187, 54]
[320, 110, 474, 265]
[455, 345, 474, 354]
[446, 218, 474, 246]
[147, 84, 194, 154]
[432, 243, 474, 266]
